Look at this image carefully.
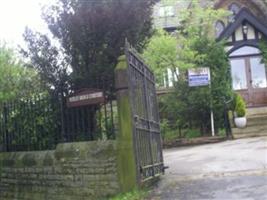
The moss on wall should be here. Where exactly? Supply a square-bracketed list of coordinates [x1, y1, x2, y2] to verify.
[115, 55, 138, 192]
[0, 141, 119, 200]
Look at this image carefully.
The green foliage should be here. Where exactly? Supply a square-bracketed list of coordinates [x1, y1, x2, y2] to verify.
[143, 30, 179, 86]
[0, 44, 44, 103]
[21, 29, 69, 94]
[234, 94, 246, 117]
[109, 190, 147, 200]
[144, 1, 233, 136]
[0, 96, 60, 150]
[96, 102, 118, 140]
[218, 128, 226, 137]
[185, 129, 201, 139]
[179, 0, 230, 38]
[23, 0, 158, 90]
[162, 130, 179, 141]
[161, 38, 232, 135]
[160, 118, 171, 139]
[144, 0, 230, 73]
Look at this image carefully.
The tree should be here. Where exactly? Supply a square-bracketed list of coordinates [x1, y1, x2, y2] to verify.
[143, 30, 179, 87]
[22, 28, 70, 96]
[0, 44, 44, 103]
[22, 0, 159, 139]
[23, 0, 158, 91]
[143, 1, 232, 136]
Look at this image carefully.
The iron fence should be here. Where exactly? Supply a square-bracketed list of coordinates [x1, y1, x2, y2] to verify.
[62, 91, 117, 142]
[0, 85, 117, 152]
[0, 96, 60, 152]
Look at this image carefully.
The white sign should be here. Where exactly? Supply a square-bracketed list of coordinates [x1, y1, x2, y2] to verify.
[188, 67, 210, 87]
[69, 92, 103, 103]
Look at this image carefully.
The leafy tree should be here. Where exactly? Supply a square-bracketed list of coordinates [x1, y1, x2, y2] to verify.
[0, 45, 54, 150]
[143, 1, 232, 136]
[23, 0, 158, 91]
[0, 44, 44, 103]
[143, 30, 179, 87]
[21, 0, 159, 140]
[22, 28, 70, 95]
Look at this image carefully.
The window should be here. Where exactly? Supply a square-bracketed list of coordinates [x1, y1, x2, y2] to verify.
[250, 57, 267, 88]
[229, 47, 266, 90]
[161, 68, 179, 88]
[158, 6, 175, 17]
[230, 59, 247, 90]
[215, 21, 225, 37]
[229, 46, 261, 57]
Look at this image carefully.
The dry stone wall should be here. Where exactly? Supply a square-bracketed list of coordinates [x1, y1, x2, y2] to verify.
[0, 141, 119, 200]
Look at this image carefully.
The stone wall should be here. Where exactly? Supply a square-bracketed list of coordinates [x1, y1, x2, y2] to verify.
[0, 141, 119, 200]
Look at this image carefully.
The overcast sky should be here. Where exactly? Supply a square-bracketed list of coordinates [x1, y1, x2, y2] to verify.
[0, 0, 55, 48]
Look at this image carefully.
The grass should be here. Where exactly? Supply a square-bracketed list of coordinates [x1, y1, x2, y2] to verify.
[109, 190, 148, 200]
[184, 129, 201, 139]
[162, 129, 179, 141]
[218, 128, 226, 137]
[162, 128, 203, 141]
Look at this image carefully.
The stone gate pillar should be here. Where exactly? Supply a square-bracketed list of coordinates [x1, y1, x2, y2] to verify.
[115, 55, 138, 192]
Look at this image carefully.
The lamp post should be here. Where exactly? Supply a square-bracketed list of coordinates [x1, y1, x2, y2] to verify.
[242, 23, 248, 36]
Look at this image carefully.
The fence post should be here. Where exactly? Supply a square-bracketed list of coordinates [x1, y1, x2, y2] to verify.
[115, 55, 138, 192]
[59, 90, 66, 143]
[3, 104, 8, 152]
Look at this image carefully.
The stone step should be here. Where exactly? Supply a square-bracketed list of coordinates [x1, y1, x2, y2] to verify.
[246, 106, 267, 117]
[232, 124, 267, 135]
[230, 115, 267, 128]
[231, 106, 267, 139]
[246, 115, 267, 126]
[233, 132, 267, 139]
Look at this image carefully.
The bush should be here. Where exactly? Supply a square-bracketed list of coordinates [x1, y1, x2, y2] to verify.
[234, 94, 246, 117]
[185, 129, 201, 139]
[159, 38, 233, 135]
[109, 190, 147, 200]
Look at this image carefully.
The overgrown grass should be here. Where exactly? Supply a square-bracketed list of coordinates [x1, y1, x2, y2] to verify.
[162, 128, 203, 141]
[218, 128, 226, 137]
[162, 129, 178, 141]
[184, 129, 201, 139]
[109, 190, 148, 200]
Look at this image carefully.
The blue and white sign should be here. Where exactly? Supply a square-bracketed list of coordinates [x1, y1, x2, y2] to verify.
[188, 67, 210, 87]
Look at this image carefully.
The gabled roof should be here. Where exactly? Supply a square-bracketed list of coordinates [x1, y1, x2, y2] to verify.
[218, 7, 267, 40]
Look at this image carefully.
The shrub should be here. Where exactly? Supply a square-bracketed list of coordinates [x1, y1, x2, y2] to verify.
[185, 129, 201, 139]
[235, 94, 246, 117]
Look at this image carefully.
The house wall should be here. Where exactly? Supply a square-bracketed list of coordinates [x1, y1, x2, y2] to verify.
[0, 141, 119, 200]
[152, 0, 191, 29]
[214, 0, 267, 21]
[153, 0, 267, 31]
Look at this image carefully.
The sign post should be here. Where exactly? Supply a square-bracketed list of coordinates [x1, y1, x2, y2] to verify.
[188, 67, 215, 137]
[66, 89, 105, 108]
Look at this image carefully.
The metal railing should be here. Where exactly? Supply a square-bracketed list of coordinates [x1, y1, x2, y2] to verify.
[0, 86, 117, 152]
[0, 96, 60, 152]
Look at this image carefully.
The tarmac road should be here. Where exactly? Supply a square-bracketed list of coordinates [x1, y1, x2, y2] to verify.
[148, 137, 267, 200]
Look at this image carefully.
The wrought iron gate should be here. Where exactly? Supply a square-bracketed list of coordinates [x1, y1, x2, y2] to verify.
[125, 42, 164, 183]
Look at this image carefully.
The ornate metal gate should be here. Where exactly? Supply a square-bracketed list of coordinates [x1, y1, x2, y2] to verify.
[125, 42, 164, 183]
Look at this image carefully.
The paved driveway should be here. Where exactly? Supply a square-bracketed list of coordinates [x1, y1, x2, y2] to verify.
[148, 137, 267, 200]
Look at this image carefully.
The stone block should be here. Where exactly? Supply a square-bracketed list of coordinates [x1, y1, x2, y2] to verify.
[0, 140, 119, 200]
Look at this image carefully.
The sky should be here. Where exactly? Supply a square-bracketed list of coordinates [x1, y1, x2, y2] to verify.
[0, 0, 55, 48]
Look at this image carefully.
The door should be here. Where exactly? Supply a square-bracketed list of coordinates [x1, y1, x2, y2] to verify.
[230, 55, 267, 106]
